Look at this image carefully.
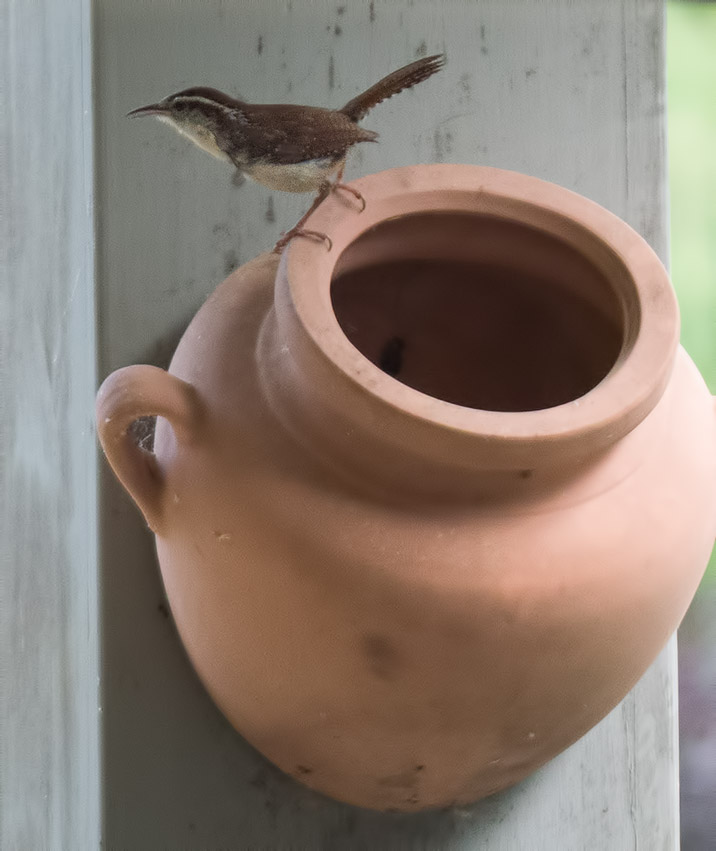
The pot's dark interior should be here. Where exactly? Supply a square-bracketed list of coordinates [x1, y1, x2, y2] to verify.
[330, 212, 626, 413]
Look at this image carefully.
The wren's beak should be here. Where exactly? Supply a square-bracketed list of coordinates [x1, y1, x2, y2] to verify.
[126, 103, 168, 117]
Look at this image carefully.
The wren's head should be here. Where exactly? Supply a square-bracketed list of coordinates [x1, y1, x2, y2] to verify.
[127, 87, 240, 163]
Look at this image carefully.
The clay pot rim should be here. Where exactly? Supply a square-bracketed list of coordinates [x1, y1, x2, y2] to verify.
[281, 164, 679, 454]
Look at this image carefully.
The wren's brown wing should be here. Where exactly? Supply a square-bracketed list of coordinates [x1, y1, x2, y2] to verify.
[222, 103, 378, 166]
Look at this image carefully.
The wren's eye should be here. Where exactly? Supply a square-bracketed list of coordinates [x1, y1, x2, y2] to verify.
[173, 101, 187, 112]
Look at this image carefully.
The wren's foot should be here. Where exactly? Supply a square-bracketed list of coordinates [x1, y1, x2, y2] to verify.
[331, 182, 366, 212]
[271, 177, 363, 253]
[273, 227, 333, 254]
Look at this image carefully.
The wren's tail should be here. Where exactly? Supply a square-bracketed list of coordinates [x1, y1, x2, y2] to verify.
[340, 54, 445, 123]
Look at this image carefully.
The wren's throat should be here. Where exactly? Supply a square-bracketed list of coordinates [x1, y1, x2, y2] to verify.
[156, 114, 233, 164]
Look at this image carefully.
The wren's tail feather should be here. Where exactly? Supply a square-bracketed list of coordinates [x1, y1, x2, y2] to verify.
[340, 54, 445, 123]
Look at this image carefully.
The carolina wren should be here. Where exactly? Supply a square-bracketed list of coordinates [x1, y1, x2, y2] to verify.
[128, 54, 445, 251]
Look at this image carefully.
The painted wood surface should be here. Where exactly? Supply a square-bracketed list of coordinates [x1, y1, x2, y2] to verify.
[94, 2, 675, 848]
[1, 1, 100, 849]
[3, 0, 675, 848]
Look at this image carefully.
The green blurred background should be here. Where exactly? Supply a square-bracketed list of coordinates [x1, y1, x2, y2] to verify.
[668, 0, 716, 581]
[669, 5, 716, 848]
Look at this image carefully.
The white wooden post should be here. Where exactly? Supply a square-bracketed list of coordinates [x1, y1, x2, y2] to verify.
[4, 1, 677, 847]
[2, 1, 100, 849]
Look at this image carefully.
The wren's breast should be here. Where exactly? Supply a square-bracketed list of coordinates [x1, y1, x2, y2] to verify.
[243, 157, 344, 193]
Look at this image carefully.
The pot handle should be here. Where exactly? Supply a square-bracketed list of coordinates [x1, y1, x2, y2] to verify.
[96, 365, 201, 533]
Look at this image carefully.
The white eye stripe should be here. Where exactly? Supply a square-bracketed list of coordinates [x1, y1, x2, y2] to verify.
[168, 97, 210, 111]
[171, 96, 242, 114]
[169, 97, 248, 126]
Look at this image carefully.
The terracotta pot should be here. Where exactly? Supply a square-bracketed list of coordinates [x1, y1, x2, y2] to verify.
[96, 164, 716, 811]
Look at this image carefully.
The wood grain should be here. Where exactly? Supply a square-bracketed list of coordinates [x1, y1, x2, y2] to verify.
[1, 1, 100, 849]
[94, 3, 676, 848]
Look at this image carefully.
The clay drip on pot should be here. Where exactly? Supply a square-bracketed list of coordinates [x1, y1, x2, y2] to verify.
[331, 212, 625, 412]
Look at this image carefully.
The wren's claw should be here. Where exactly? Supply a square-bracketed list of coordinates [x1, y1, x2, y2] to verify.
[272, 178, 363, 254]
[333, 182, 366, 212]
[273, 228, 333, 254]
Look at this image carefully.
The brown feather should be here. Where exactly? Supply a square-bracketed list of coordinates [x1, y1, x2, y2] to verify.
[340, 54, 445, 122]
[169, 86, 246, 109]
[221, 104, 377, 166]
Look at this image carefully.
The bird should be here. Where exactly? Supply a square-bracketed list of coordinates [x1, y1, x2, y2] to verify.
[127, 54, 446, 252]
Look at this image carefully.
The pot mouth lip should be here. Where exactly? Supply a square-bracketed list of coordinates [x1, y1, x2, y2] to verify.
[281, 164, 678, 455]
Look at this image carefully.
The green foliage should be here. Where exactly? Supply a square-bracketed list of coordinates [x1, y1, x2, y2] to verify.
[667, 1, 716, 581]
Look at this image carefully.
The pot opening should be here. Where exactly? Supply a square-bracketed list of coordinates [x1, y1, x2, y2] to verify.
[330, 212, 628, 413]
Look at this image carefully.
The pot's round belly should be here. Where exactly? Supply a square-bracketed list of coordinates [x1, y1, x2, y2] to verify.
[153, 355, 716, 811]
